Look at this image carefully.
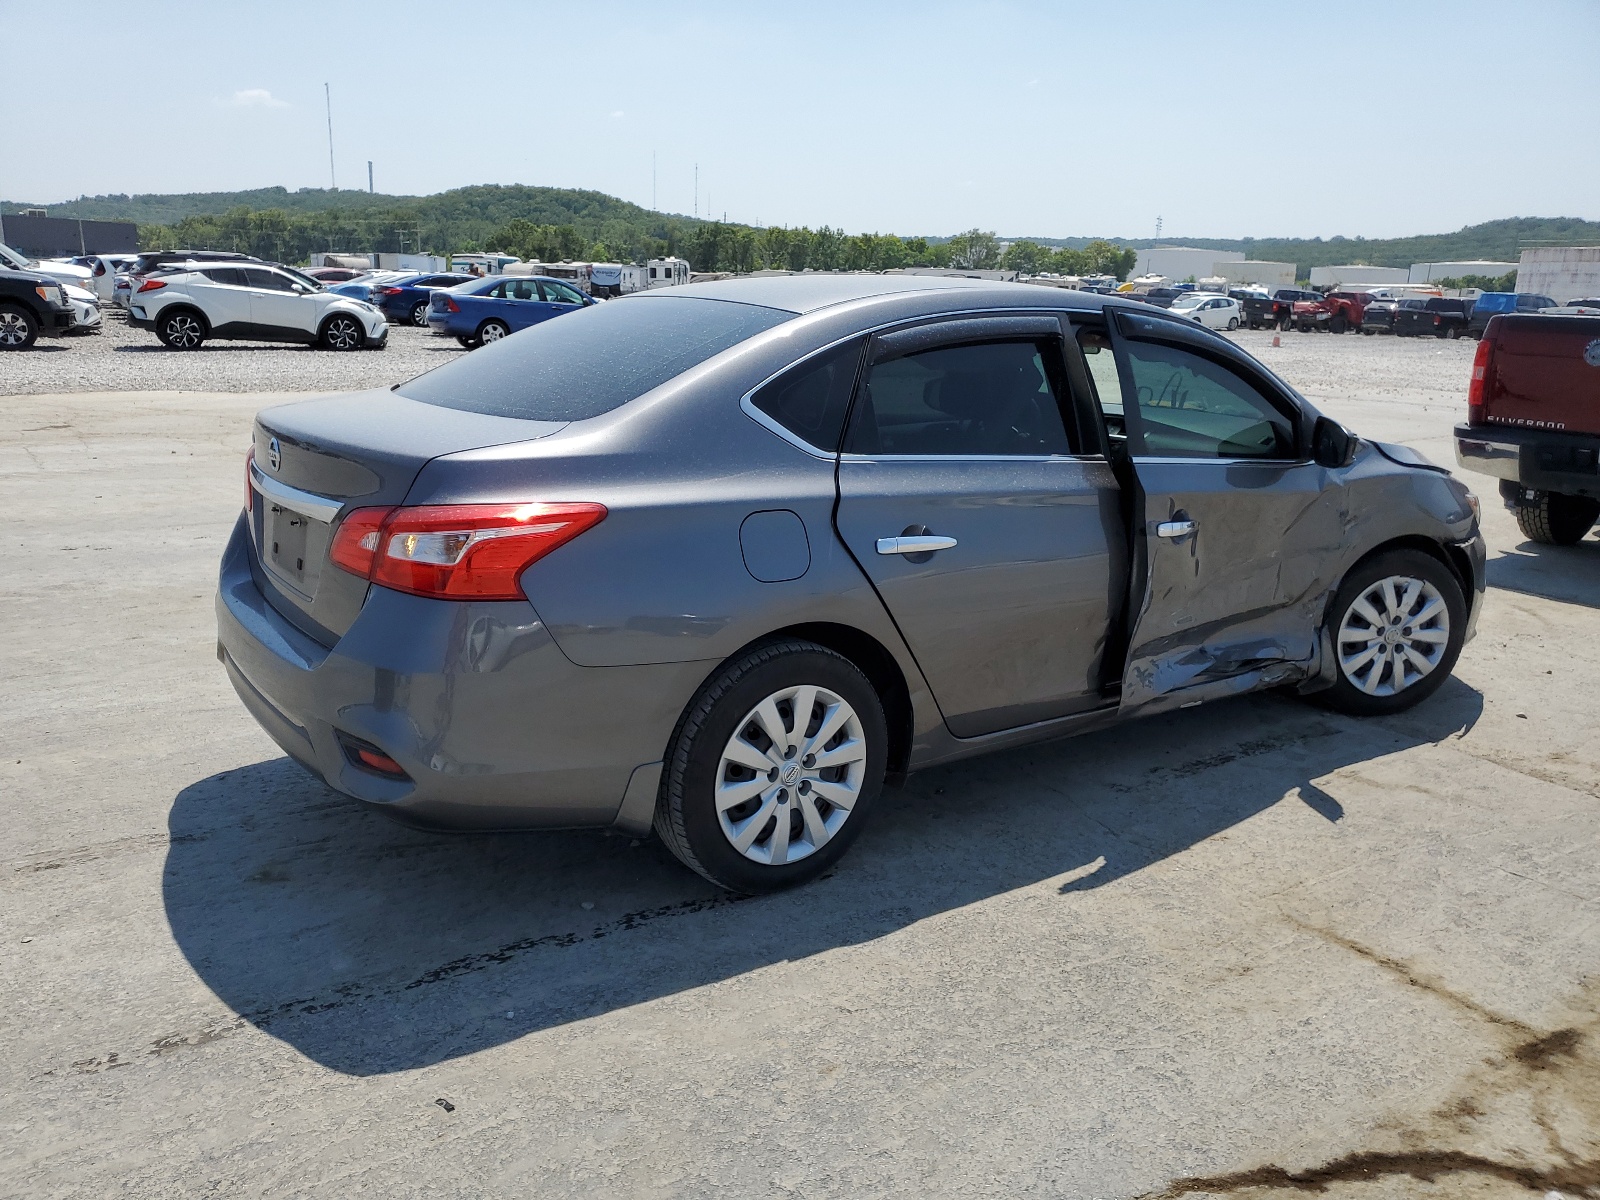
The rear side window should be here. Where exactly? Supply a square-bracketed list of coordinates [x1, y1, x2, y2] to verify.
[204, 267, 248, 286]
[397, 297, 792, 421]
[749, 337, 864, 451]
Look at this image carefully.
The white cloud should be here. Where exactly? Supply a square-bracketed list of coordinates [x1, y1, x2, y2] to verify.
[229, 89, 289, 109]
[610, 110, 625, 118]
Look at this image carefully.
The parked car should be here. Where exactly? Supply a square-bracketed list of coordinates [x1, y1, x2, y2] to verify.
[1540, 298, 1600, 315]
[1455, 312, 1600, 545]
[1168, 291, 1242, 330]
[305, 267, 367, 283]
[128, 261, 388, 350]
[0, 242, 94, 291]
[1292, 290, 1373, 334]
[370, 272, 478, 326]
[327, 271, 406, 304]
[1361, 299, 1398, 335]
[0, 267, 78, 348]
[75, 253, 140, 302]
[1241, 288, 1321, 330]
[1394, 296, 1471, 339]
[426, 274, 597, 346]
[1132, 285, 1195, 309]
[218, 276, 1484, 894]
[123, 251, 263, 307]
[62, 283, 102, 334]
[1467, 292, 1560, 339]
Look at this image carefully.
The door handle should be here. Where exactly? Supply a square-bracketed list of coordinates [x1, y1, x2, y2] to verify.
[1156, 520, 1197, 540]
[877, 535, 957, 555]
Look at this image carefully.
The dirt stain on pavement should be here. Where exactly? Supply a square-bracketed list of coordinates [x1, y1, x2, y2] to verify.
[1141, 922, 1600, 1198]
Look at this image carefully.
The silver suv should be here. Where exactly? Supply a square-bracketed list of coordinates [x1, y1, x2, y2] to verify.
[129, 262, 389, 350]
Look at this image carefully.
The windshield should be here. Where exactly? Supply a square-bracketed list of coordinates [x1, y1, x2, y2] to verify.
[397, 296, 793, 422]
[0, 242, 31, 270]
[1170, 294, 1206, 308]
[277, 265, 325, 292]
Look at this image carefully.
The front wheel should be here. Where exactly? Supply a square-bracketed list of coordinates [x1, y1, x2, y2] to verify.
[1514, 490, 1600, 545]
[655, 640, 887, 894]
[319, 314, 363, 350]
[156, 309, 206, 349]
[0, 304, 39, 349]
[1317, 549, 1466, 717]
[409, 300, 430, 326]
[477, 319, 510, 344]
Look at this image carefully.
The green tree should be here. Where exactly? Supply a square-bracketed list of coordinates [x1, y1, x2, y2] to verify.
[944, 228, 1000, 270]
[1000, 239, 1051, 274]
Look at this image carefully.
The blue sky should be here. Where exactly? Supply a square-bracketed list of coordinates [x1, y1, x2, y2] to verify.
[9, 1, 1598, 239]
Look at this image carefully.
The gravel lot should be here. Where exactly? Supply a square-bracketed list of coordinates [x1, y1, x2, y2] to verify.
[4, 324, 1598, 1198]
[0, 307, 464, 396]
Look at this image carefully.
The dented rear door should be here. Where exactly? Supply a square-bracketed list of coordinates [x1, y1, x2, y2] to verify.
[1107, 310, 1340, 711]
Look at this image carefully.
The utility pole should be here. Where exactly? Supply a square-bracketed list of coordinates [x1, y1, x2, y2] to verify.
[325, 83, 336, 189]
[652, 151, 656, 211]
[694, 163, 698, 218]
[1154, 215, 1163, 240]
[368, 161, 374, 194]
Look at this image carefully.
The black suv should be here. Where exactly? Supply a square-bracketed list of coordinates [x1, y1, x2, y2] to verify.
[0, 267, 77, 349]
[1394, 296, 1472, 339]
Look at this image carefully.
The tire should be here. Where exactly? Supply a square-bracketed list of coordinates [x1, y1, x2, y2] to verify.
[319, 313, 363, 351]
[1226, 317, 1239, 330]
[1435, 326, 1450, 339]
[409, 300, 430, 326]
[477, 319, 510, 345]
[1316, 549, 1466, 717]
[1447, 325, 1462, 340]
[1330, 315, 1349, 334]
[1513, 490, 1600, 545]
[456, 335, 476, 348]
[1363, 328, 1374, 336]
[654, 640, 888, 894]
[0, 304, 39, 349]
[156, 308, 206, 349]
[1297, 320, 1312, 333]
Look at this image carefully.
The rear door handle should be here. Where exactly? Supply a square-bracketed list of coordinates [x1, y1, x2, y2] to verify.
[1157, 520, 1197, 539]
[877, 535, 957, 555]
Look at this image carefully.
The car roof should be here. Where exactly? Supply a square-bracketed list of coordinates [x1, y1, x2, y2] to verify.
[628, 273, 1113, 316]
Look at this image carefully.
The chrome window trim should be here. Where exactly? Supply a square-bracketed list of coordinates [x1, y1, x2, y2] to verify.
[1130, 455, 1314, 467]
[738, 304, 1099, 458]
[248, 460, 344, 523]
[839, 452, 1112, 465]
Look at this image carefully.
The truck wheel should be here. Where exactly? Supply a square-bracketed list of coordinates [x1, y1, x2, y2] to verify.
[0, 304, 39, 349]
[1447, 326, 1461, 339]
[1316, 549, 1466, 717]
[1514, 490, 1600, 545]
[655, 640, 887, 894]
[1435, 326, 1450, 339]
[1330, 315, 1348, 334]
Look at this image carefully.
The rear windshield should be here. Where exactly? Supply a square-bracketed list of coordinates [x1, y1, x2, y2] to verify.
[397, 296, 793, 421]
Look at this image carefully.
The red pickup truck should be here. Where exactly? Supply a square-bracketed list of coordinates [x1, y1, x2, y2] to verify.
[1292, 290, 1373, 335]
[1454, 313, 1600, 544]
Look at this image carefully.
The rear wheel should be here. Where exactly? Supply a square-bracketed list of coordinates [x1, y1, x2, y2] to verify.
[1317, 549, 1466, 717]
[0, 304, 38, 349]
[319, 314, 363, 350]
[156, 308, 206, 349]
[1226, 316, 1239, 330]
[409, 300, 430, 326]
[456, 335, 476, 348]
[1330, 315, 1348, 334]
[1447, 325, 1462, 339]
[1435, 325, 1450, 339]
[1514, 490, 1600, 545]
[655, 640, 887, 894]
[477, 319, 510, 344]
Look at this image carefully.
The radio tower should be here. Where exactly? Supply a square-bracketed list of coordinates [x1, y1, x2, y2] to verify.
[1155, 215, 1163, 240]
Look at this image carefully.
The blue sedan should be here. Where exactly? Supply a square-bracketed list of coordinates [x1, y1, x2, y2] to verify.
[370, 272, 478, 326]
[427, 274, 596, 346]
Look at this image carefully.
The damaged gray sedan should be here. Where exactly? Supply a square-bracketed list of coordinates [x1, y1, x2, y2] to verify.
[218, 275, 1485, 893]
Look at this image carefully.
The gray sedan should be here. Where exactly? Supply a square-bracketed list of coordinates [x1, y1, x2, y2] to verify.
[218, 276, 1485, 893]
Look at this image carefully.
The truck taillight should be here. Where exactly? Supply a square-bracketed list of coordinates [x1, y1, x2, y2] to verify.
[1467, 335, 1493, 425]
[329, 502, 608, 600]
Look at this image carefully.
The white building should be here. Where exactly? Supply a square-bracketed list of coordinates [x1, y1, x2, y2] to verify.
[1309, 264, 1409, 288]
[1214, 261, 1295, 289]
[1134, 246, 1245, 281]
[1408, 260, 1517, 283]
[1515, 247, 1600, 302]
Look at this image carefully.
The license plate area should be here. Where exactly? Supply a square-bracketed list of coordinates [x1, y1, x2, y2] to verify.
[264, 503, 324, 597]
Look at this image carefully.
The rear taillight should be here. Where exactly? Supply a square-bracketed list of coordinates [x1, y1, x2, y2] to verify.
[442, 296, 459, 312]
[329, 502, 607, 600]
[137, 278, 166, 293]
[1467, 335, 1493, 425]
[93, 261, 106, 276]
[376, 286, 403, 296]
[244, 446, 255, 513]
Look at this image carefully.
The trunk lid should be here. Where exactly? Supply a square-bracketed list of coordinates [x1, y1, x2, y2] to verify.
[249, 388, 566, 643]
[1481, 314, 1600, 438]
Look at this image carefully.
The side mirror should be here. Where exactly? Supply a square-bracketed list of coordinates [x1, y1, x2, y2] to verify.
[1313, 415, 1358, 468]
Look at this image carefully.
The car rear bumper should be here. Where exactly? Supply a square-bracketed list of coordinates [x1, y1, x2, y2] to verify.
[1455, 422, 1600, 499]
[214, 514, 705, 832]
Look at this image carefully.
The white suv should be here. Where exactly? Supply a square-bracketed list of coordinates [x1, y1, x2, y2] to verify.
[129, 262, 389, 351]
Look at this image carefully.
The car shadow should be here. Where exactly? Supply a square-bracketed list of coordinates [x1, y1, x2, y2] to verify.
[163, 681, 1481, 1076]
[1485, 538, 1600, 610]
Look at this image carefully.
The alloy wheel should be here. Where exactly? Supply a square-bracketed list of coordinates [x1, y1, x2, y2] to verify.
[411, 302, 430, 326]
[325, 317, 360, 349]
[1336, 575, 1451, 697]
[164, 313, 203, 348]
[714, 684, 866, 866]
[480, 321, 508, 343]
[0, 311, 29, 346]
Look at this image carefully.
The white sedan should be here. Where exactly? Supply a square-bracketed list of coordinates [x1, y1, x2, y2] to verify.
[1169, 292, 1242, 330]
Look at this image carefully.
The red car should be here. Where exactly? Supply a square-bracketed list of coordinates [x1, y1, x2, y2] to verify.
[1292, 290, 1374, 334]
